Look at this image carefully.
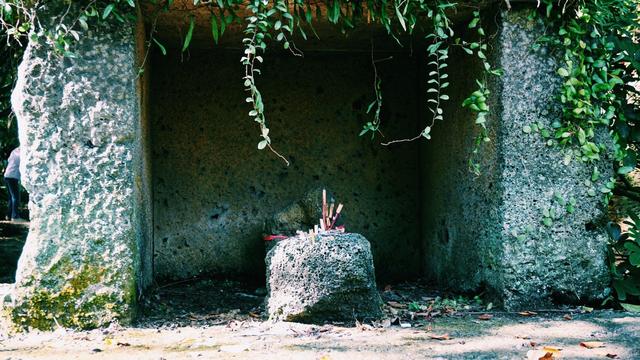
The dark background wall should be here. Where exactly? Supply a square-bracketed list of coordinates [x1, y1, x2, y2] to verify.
[420, 44, 503, 293]
[150, 48, 423, 283]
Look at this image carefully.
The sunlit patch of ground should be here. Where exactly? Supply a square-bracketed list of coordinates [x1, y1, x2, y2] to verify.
[1, 311, 638, 359]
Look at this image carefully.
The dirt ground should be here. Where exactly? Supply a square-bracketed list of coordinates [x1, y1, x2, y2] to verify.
[1, 279, 639, 359]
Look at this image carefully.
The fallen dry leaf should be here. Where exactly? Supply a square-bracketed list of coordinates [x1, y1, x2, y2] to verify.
[387, 301, 407, 309]
[426, 333, 451, 340]
[579, 341, 605, 349]
[516, 335, 532, 339]
[526, 350, 556, 360]
[478, 313, 493, 320]
[530, 341, 538, 347]
[519, 311, 538, 317]
[563, 314, 572, 320]
[542, 346, 562, 354]
[606, 353, 618, 358]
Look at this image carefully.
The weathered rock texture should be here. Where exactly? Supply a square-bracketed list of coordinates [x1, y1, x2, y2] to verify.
[266, 232, 383, 323]
[4, 3, 151, 329]
[151, 49, 422, 282]
[422, 8, 612, 309]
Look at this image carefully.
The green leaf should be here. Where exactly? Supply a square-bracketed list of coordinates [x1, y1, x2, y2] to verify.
[621, 303, 640, 312]
[211, 15, 219, 44]
[557, 67, 569, 77]
[78, 17, 89, 31]
[618, 166, 634, 175]
[182, 16, 195, 52]
[153, 38, 167, 55]
[366, 100, 377, 114]
[258, 140, 268, 150]
[395, 5, 406, 31]
[578, 128, 586, 144]
[102, 4, 115, 19]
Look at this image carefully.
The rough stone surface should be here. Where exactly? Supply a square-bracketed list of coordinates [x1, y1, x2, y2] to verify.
[4, 3, 151, 329]
[494, 9, 612, 308]
[265, 232, 383, 323]
[421, 15, 503, 295]
[150, 49, 422, 282]
[423, 8, 612, 309]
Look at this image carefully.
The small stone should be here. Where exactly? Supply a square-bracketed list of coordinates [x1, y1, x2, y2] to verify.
[266, 232, 383, 323]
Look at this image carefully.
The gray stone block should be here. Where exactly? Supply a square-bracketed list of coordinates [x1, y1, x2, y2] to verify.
[495, 10, 611, 309]
[266, 232, 383, 323]
[422, 8, 612, 309]
[4, 2, 151, 330]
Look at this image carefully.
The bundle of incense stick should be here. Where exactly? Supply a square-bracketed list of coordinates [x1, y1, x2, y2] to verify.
[319, 189, 343, 232]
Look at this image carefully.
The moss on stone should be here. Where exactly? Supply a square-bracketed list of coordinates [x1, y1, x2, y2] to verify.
[9, 259, 135, 330]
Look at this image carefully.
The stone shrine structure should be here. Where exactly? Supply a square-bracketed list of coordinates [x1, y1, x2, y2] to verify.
[1, 1, 612, 329]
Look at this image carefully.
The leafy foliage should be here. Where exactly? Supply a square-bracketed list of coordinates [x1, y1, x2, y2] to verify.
[0, 4, 23, 160]
[1, 0, 499, 160]
[459, 9, 502, 174]
[537, 0, 639, 199]
[608, 214, 640, 304]
[538, 0, 639, 304]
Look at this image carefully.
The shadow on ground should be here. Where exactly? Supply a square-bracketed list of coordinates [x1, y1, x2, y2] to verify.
[2, 277, 639, 359]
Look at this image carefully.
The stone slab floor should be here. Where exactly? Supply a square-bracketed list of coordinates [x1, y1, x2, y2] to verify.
[0, 278, 639, 359]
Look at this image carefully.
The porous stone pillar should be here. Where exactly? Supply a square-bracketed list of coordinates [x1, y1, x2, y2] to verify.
[3, 3, 151, 329]
[423, 8, 611, 309]
[492, 9, 612, 308]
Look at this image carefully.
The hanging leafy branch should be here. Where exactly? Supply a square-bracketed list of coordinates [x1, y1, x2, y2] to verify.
[381, 1, 455, 146]
[242, 0, 290, 165]
[458, 10, 503, 175]
[0, 0, 637, 212]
